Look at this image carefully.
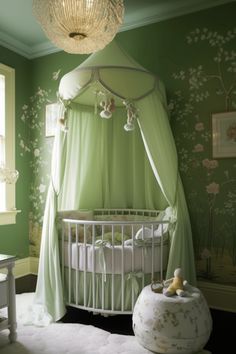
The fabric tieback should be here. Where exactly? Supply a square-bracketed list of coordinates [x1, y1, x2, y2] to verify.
[57, 97, 71, 132]
[95, 239, 110, 282]
[127, 271, 143, 297]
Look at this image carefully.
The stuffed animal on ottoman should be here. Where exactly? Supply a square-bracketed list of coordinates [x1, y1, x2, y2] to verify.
[163, 268, 187, 297]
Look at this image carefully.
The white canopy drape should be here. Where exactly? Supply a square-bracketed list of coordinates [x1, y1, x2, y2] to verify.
[34, 41, 196, 322]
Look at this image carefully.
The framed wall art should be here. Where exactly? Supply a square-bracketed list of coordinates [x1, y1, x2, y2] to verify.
[45, 103, 60, 137]
[212, 111, 236, 158]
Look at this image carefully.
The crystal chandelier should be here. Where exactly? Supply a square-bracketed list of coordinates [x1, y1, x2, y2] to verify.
[33, 0, 124, 54]
[0, 164, 19, 184]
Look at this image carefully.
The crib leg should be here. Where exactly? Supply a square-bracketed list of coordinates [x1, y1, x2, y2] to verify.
[102, 313, 109, 318]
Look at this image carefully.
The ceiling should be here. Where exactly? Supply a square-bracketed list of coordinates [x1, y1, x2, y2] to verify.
[0, 0, 233, 59]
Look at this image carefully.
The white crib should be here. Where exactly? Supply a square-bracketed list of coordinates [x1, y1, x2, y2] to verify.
[59, 209, 170, 315]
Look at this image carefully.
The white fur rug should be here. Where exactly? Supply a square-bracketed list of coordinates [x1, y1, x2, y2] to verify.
[0, 322, 152, 354]
[0, 293, 210, 354]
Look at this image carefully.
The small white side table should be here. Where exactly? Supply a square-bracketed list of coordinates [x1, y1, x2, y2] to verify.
[0, 254, 17, 342]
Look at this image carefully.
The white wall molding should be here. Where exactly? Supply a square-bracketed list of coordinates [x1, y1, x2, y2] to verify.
[0, 30, 32, 59]
[0, 0, 234, 59]
[198, 281, 236, 313]
[120, 0, 234, 33]
[30, 42, 60, 59]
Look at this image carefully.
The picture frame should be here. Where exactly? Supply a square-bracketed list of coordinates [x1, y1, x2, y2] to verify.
[212, 111, 236, 158]
[45, 103, 60, 137]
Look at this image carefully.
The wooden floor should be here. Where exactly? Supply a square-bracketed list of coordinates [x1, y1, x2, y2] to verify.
[16, 275, 234, 353]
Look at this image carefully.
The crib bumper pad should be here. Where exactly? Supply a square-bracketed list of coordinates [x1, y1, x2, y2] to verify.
[63, 240, 168, 275]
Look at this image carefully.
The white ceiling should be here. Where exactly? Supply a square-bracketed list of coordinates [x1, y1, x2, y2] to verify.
[0, 0, 233, 59]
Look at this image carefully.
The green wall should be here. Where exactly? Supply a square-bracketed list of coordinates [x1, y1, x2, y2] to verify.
[1, 1, 236, 286]
[0, 45, 31, 258]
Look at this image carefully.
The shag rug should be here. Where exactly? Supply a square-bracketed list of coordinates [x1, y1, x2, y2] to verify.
[0, 293, 211, 354]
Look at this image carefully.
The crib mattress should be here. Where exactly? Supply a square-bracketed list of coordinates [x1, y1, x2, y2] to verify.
[63, 241, 168, 274]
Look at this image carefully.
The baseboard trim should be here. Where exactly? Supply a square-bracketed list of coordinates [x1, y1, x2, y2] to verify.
[198, 281, 236, 313]
[14, 257, 30, 278]
[1, 257, 39, 278]
[3, 258, 236, 313]
[29, 257, 39, 275]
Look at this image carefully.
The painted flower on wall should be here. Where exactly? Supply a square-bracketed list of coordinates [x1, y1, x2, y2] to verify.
[206, 182, 219, 195]
[193, 144, 204, 152]
[34, 148, 40, 157]
[195, 122, 204, 131]
[202, 159, 219, 170]
[38, 184, 46, 194]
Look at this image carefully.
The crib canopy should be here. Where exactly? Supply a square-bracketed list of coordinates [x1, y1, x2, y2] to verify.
[35, 40, 196, 323]
[58, 40, 164, 106]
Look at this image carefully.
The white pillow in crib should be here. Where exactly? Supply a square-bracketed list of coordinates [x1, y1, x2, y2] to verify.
[154, 223, 169, 237]
[124, 238, 133, 246]
[135, 225, 169, 240]
[135, 227, 153, 239]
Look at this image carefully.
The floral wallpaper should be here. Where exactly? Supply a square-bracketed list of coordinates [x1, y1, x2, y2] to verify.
[169, 27, 236, 285]
[18, 21, 236, 286]
[18, 72, 61, 256]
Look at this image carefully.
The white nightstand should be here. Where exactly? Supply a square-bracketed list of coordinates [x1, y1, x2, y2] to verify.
[0, 254, 17, 342]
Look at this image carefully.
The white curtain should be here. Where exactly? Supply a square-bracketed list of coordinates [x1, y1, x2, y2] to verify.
[34, 123, 67, 321]
[137, 91, 196, 284]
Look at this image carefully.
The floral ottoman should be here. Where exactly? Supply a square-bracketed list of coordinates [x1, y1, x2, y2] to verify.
[132, 284, 212, 354]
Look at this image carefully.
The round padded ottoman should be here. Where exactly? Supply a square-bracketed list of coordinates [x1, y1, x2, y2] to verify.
[132, 284, 212, 354]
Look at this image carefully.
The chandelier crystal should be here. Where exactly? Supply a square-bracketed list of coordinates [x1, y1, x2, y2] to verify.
[0, 164, 19, 184]
[33, 0, 124, 54]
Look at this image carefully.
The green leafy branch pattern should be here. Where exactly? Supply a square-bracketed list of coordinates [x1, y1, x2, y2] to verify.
[169, 27, 236, 282]
[18, 87, 53, 224]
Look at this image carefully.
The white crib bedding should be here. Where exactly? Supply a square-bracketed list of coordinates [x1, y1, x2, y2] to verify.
[63, 239, 168, 274]
[63, 270, 155, 312]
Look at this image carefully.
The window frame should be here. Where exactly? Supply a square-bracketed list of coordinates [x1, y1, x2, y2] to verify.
[0, 63, 19, 225]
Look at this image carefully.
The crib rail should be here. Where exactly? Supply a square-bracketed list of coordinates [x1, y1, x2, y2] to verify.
[94, 208, 161, 217]
[60, 210, 170, 315]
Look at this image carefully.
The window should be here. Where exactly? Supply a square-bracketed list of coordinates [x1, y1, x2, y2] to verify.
[0, 63, 18, 225]
[0, 73, 5, 210]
